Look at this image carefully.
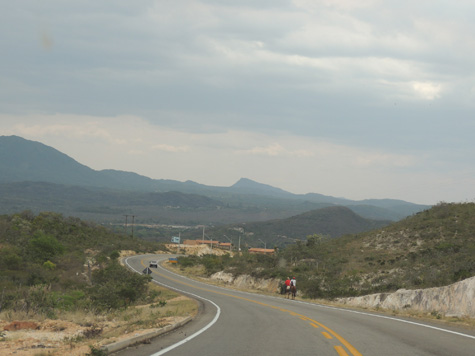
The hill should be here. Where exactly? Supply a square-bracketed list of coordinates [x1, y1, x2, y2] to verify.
[285, 202, 475, 297]
[245, 205, 390, 240]
[0, 211, 197, 354]
[196, 206, 391, 248]
[0, 211, 160, 312]
[180, 203, 474, 300]
[0, 135, 161, 190]
[0, 135, 429, 224]
[0, 181, 222, 210]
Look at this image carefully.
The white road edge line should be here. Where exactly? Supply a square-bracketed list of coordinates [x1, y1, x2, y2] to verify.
[133, 255, 475, 342]
[164, 255, 475, 341]
[124, 256, 222, 356]
[308, 302, 475, 340]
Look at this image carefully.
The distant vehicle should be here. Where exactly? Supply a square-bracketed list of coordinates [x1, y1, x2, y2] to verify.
[149, 260, 158, 268]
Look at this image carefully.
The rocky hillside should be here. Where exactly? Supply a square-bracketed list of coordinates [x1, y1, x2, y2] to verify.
[240, 205, 390, 242]
[336, 276, 475, 318]
[204, 270, 475, 319]
[277, 202, 475, 296]
[177, 203, 474, 302]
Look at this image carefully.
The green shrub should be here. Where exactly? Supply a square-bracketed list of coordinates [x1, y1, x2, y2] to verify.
[29, 231, 65, 263]
[43, 260, 56, 270]
[89, 261, 151, 310]
[201, 255, 223, 275]
[109, 250, 120, 260]
[86, 345, 107, 356]
[55, 290, 87, 311]
[0, 211, 163, 316]
[177, 255, 200, 268]
[0, 247, 22, 270]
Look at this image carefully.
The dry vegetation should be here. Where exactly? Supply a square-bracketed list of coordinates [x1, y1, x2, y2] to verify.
[0, 283, 197, 356]
[0, 212, 198, 356]
[172, 203, 475, 299]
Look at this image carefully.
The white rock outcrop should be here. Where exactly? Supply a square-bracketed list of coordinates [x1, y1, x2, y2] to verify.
[210, 271, 474, 318]
[210, 272, 281, 293]
[336, 276, 475, 318]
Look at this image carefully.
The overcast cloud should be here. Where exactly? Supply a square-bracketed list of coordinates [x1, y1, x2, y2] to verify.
[1, 1, 474, 205]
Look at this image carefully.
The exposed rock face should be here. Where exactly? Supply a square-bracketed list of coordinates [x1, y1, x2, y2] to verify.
[166, 244, 230, 256]
[209, 271, 474, 319]
[4, 321, 40, 331]
[211, 272, 474, 318]
[336, 276, 475, 318]
[210, 271, 281, 293]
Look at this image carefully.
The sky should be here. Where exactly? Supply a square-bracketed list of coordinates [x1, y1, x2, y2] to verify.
[1, 0, 474, 205]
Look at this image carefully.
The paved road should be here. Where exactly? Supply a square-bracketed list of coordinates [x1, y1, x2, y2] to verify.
[119, 254, 475, 356]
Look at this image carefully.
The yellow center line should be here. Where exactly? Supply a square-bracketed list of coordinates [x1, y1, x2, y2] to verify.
[142, 259, 363, 356]
[322, 331, 333, 339]
[335, 345, 350, 356]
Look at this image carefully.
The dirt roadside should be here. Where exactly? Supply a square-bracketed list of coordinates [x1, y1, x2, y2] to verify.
[0, 250, 198, 356]
[0, 313, 190, 356]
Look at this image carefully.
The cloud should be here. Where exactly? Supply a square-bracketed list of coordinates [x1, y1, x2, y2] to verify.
[0, 112, 473, 204]
[1, 2, 474, 204]
[0, 113, 415, 167]
[236, 143, 314, 158]
[7, 115, 135, 145]
[237, 143, 284, 157]
[293, 0, 377, 12]
[412, 81, 442, 100]
[40, 30, 54, 50]
[152, 144, 190, 153]
[352, 152, 416, 168]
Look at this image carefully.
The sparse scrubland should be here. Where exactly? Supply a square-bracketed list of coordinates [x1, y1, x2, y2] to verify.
[177, 202, 475, 299]
[0, 211, 157, 315]
[1, 202, 474, 353]
[0, 211, 197, 354]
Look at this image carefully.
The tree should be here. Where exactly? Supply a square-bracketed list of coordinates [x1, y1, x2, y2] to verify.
[29, 231, 65, 262]
[89, 261, 151, 310]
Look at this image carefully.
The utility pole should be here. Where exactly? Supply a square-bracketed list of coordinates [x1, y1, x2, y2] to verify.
[131, 215, 135, 238]
[124, 214, 136, 237]
[202, 226, 213, 249]
[223, 235, 232, 251]
[124, 215, 129, 235]
[258, 238, 266, 249]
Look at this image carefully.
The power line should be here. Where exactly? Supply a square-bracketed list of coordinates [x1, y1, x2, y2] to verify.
[123, 214, 136, 237]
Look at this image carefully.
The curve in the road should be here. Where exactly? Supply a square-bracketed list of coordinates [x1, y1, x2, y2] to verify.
[127, 256, 362, 356]
[154, 256, 475, 342]
[125, 256, 222, 356]
[126, 255, 475, 356]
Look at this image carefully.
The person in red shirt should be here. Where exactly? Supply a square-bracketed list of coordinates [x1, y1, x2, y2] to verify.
[285, 277, 291, 288]
[284, 277, 291, 297]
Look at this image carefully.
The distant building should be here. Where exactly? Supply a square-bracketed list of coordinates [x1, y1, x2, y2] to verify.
[183, 239, 220, 246]
[248, 248, 275, 255]
[183, 239, 199, 245]
[217, 242, 232, 250]
[182, 239, 233, 251]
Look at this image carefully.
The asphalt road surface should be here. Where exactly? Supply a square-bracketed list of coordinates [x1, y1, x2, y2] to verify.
[119, 254, 475, 356]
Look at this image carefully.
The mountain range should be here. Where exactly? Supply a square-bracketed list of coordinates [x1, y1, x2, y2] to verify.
[0, 135, 430, 230]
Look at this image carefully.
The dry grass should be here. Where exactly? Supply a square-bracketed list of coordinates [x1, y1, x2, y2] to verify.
[0, 282, 198, 356]
[164, 261, 475, 331]
[293, 297, 475, 329]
